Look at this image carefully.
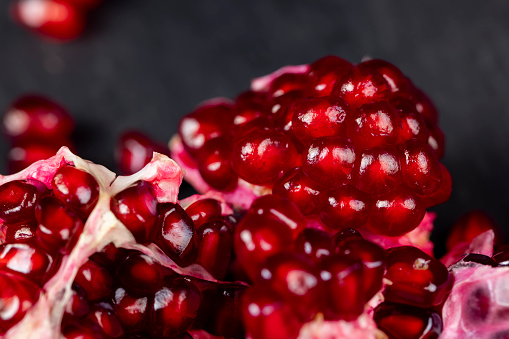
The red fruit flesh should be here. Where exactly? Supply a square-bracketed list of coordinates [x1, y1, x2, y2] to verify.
[422, 164, 452, 208]
[65, 284, 90, 318]
[249, 194, 306, 234]
[355, 146, 402, 195]
[294, 228, 333, 263]
[308, 55, 353, 97]
[446, 210, 501, 252]
[196, 137, 238, 191]
[196, 217, 233, 279]
[117, 252, 171, 295]
[112, 287, 148, 334]
[4, 221, 37, 243]
[0, 180, 43, 223]
[74, 259, 113, 301]
[362, 59, 411, 94]
[86, 303, 124, 338]
[8, 141, 69, 174]
[320, 185, 371, 230]
[269, 73, 309, 98]
[184, 198, 222, 229]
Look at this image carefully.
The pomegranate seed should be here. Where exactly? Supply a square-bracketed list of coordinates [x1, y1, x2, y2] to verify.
[147, 278, 201, 338]
[231, 128, 300, 186]
[2, 94, 74, 141]
[51, 165, 100, 217]
[112, 287, 148, 334]
[61, 320, 105, 339]
[74, 259, 113, 301]
[4, 221, 37, 243]
[117, 252, 172, 295]
[110, 181, 158, 244]
[86, 302, 124, 338]
[319, 254, 365, 320]
[242, 288, 302, 339]
[374, 302, 443, 339]
[347, 101, 402, 149]
[155, 203, 197, 266]
[233, 92, 270, 132]
[272, 168, 324, 216]
[333, 228, 363, 248]
[446, 210, 501, 251]
[361, 59, 412, 93]
[391, 96, 430, 143]
[249, 195, 306, 234]
[291, 96, 349, 144]
[308, 55, 353, 97]
[196, 137, 238, 191]
[332, 64, 390, 108]
[115, 130, 170, 175]
[354, 146, 402, 195]
[0, 180, 44, 223]
[384, 246, 452, 307]
[0, 241, 56, 284]
[421, 164, 451, 207]
[368, 186, 426, 236]
[427, 123, 445, 159]
[269, 73, 309, 98]
[178, 102, 234, 156]
[302, 137, 357, 188]
[35, 195, 84, 253]
[412, 88, 438, 125]
[196, 217, 233, 279]
[294, 228, 333, 263]
[89, 243, 126, 270]
[184, 198, 222, 229]
[65, 283, 90, 318]
[7, 141, 69, 174]
[320, 186, 371, 230]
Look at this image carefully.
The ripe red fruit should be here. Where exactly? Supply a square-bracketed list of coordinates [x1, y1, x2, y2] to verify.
[74, 259, 113, 301]
[4, 221, 37, 243]
[65, 284, 90, 318]
[112, 287, 148, 334]
[7, 141, 68, 174]
[269, 73, 309, 98]
[320, 186, 371, 230]
[86, 302, 124, 338]
[196, 137, 238, 191]
[446, 210, 501, 251]
[308, 55, 353, 97]
[354, 146, 402, 195]
[117, 252, 171, 295]
[294, 228, 333, 263]
[0, 180, 44, 223]
[184, 198, 222, 228]
[196, 217, 233, 279]
[361, 59, 411, 94]
[248, 194, 306, 234]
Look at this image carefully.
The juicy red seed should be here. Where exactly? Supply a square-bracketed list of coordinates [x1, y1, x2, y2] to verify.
[319, 254, 365, 320]
[400, 139, 442, 196]
[308, 55, 354, 97]
[155, 203, 197, 266]
[295, 228, 333, 263]
[427, 123, 445, 159]
[391, 96, 430, 143]
[89, 243, 126, 270]
[8, 142, 69, 174]
[235, 90, 268, 107]
[2, 94, 74, 141]
[374, 302, 443, 339]
[234, 213, 294, 281]
[446, 210, 501, 252]
[35, 195, 84, 253]
[65, 284, 90, 318]
[361, 59, 412, 93]
[332, 64, 391, 108]
[354, 146, 402, 195]
[86, 303, 124, 339]
[117, 252, 172, 295]
[110, 180, 158, 244]
[291, 96, 350, 144]
[185, 198, 222, 229]
[12, 0, 86, 41]
[231, 128, 300, 186]
[112, 287, 148, 333]
[0, 241, 56, 284]
[232, 94, 270, 130]
[241, 287, 302, 339]
[249, 194, 306, 234]
[178, 102, 234, 156]
[368, 186, 426, 236]
[272, 168, 324, 216]
[0, 180, 43, 223]
[258, 253, 320, 322]
[384, 246, 452, 307]
[74, 260, 113, 301]
[196, 217, 233, 279]
[61, 321, 104, 339]
[412, 88, 439, 124]
[336, 239, 385, 300]
[302, 137, 357, 188]
[320, 186, 371, 230]
[333, 228, 363, 248]
[148, 278, 201, 338]
[269, 73, 309, 97]
[0, 271, 40, 334]
[347, 101, 402, 149]
[115, 130, 170, 175]
[51, 165, 100, 216]
[196, 137, 238, 192]
[4, 221, 37, 243]
[421, 164, 451, 208]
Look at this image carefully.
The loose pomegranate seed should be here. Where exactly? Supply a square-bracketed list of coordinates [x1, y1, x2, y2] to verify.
[333, 228, 363, 248]
[117, 252, 172, 295]
[302, 137, 357, 188]
[272, 168, 324, 216]
[446, 210, 501, 251]
[294, 228, 333, 263]
[361, 59, 411, 94]
[320, 186, 371, 230]
[110, 181, 158, 244]
[65, 283, 90, 318]
[307, 55, 353, 97]
[155, 203, 197, 266]
[196, 137, 238, 191]
[184, 198, 222, 229]
[2, 94, 74, 141]
[421, 164, 452, 208]
[51, 165, 100, 217]
[231, 128, 300, 186]
[291, 96, 350, 144]
[35, 195, 84, 253]
[7, 141, 68, 174]
[115, 130, 170, 175]
[112, 287, 148, 334]
[86, 302, 124, 339]
[0, 180, 44, 223]
[354, 146, 402, 195]
[384, 246, 452, 307]
[269, 73, 310, 98]
[249, 194, 306, 234]
[74, 259, 113, 301]
[147, 278, 201, 338]
[368, 186, 426, 236]
[347, 101, 402, 149]
[242, 288, 302, 339]
[196, 217, 233, 279]
[374, 302, 443, 339]
[4, 221, 37, 243]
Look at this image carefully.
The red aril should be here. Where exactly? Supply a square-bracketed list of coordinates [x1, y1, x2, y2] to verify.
[391, 96, 430, 143]
[4, 221, 37, 243]
[308, 55, 353, 97]
[269, 73, 310, 98]
[196, 137, 238, 191]
[7, 141, 69, 174]
[446, 210, 501, 252]
[320, 185, 371, 230]
[195, 217, 233, 279]
[361, 59, 411, 94]
[294, 228, 333, 263]
[184, 198, 222, 228]
[74, 259, 113, 301]
[248, 194, 306, 234]
[354, 146, 402, 195]
[117, 252, 172, 295]
[86, 302, 124, 338]
[65, 283, 90, 318]
[112, 287, 148, 334]
[0, 180, 44, 223]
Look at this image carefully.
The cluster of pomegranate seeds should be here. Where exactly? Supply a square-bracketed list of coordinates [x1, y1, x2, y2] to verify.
[11, 0, 104, 42]
[2, 94, 75, 173]
[175, 56, 451, 237]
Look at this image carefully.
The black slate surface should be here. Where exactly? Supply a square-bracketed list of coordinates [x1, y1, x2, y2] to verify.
[1, 0, 509, 253]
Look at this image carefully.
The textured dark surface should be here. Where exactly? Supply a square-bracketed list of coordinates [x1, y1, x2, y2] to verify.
[1, 0, 509, 252]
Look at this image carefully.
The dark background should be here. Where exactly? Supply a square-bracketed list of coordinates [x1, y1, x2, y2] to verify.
[1, 0, 509, 253]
